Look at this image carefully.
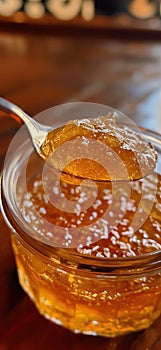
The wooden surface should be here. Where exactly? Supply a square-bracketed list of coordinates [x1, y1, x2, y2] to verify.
[1, 15, 161, 40]
[1, 25, 161, 349]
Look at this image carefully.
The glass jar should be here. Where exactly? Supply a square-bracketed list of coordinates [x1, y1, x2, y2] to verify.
[1, 104, 161, 338]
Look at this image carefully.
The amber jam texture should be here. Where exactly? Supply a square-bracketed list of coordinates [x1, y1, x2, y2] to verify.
[1, 128, 161, 338]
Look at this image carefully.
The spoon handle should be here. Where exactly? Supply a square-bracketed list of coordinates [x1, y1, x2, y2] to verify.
[0, 97, 51, 153]
[0, 97, 35, 126]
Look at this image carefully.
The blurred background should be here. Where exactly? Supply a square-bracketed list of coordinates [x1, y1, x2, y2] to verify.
[0, 0, 161, 20]
[0, 1, 161, 132]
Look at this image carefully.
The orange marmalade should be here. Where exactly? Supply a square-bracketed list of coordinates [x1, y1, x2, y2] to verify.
[2, 116, 161, 338]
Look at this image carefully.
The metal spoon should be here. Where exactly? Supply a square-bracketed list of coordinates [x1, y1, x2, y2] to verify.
[0, 97, 51, 158]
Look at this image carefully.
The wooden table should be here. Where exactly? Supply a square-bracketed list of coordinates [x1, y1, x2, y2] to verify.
[0, 22, 161, 349]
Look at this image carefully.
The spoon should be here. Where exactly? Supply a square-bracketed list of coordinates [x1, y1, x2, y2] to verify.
[0, 97, 158, 183]
[0, 97, 51, 157]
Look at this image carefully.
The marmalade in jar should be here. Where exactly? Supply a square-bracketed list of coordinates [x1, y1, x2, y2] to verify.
[2, 114, 161, 338]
